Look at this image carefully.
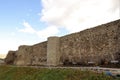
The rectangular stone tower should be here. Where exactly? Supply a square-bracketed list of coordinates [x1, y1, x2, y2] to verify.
[47, 36, 60, 66]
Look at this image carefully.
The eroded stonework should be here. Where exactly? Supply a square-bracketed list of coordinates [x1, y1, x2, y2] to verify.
[14, 42, 47, 66]
[5, 19, 120, 66]
[60, 20, 120, 65]
[5, 51, 16, 64]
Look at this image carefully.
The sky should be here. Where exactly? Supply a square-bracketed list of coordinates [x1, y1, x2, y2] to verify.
[0, 0, 120, 58]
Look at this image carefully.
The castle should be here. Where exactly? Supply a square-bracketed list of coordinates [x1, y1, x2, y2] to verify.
[5, 19, 120, 66]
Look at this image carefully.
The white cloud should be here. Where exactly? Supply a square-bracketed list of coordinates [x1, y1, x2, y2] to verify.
[19, 0, 120, 39]
[19, 21, 60, 40]
[10, 32, 16, 36]
[40, 0, 120, 32]
[36, 25, 59, 39]
[19, 21, 36, 34]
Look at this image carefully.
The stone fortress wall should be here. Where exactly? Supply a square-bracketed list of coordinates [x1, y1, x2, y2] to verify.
[5, 19, 120, 66]
[60, 20, 120, 66]
[14, 42, 47, 66]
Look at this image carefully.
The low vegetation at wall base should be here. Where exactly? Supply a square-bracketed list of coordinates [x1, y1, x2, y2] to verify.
[0, 65, 119, 80]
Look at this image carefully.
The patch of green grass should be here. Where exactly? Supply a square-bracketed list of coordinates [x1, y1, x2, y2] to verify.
[0, 65, 116, 80]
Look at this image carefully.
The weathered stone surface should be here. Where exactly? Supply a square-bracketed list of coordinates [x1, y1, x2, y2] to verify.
[47, 37, 60, 66]
[32, 42, 47, 66]
[60, 19, 120, 65]
[14, 42, 47, 66]
[5, 19, 120, 66]
[5, 51, 16, 64]
[14, 45, 33, 66]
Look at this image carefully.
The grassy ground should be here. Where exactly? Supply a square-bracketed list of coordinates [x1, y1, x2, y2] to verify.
[0, 65, 118, 80]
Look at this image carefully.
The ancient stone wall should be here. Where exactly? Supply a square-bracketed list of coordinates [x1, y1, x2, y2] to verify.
[14, 42, 47, 66]
[32, 41, 47, 66]
[14, 45, 33, 66]
[60, 19, 120, 65]
[5, 51, 16, 64]
[115, 21, 120, 62]
[5, 19, 120, 66]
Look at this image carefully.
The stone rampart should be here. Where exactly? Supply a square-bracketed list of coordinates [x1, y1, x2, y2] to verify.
[32, 41, 47, 66]
[14, 45, 33, 66]
[5, 19, 120, 66]
[60, 20, 120, 65]
[14, 42, 47, 66]
[5, 51, 16, 64]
